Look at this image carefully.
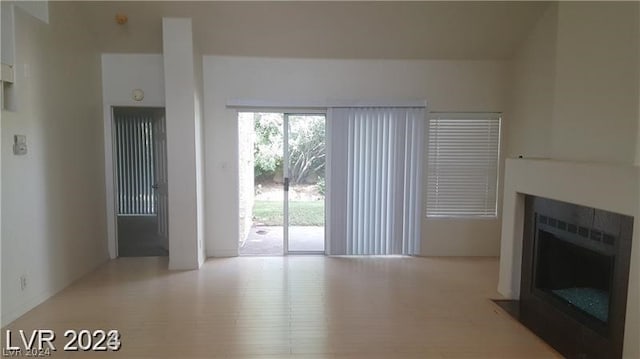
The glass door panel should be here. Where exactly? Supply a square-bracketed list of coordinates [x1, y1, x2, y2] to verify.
[284, 114, 326, 253]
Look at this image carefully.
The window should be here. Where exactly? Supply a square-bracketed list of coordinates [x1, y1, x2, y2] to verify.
[426, 113, 501, 218]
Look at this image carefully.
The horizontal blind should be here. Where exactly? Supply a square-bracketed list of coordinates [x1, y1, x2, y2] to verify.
[427, 114, 501, 217]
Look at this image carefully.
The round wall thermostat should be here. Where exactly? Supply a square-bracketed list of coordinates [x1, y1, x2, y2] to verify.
[132, 89, 144, 102]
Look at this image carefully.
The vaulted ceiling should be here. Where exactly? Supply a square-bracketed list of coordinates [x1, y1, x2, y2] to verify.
[75, 1, 551, 60]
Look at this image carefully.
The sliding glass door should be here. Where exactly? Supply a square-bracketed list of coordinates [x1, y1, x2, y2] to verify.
[238, 112, 325, 255]
[284, 114, 326, 254]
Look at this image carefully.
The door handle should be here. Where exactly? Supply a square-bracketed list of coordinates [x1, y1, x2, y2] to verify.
[284, 178, 290, 192]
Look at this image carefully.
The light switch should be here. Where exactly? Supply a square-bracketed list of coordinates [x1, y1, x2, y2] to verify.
[13, 134, 27, 155]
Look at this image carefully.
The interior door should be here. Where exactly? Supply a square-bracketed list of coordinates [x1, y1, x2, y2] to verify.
[153, 110, 169, 251]
[284, 113, 326, 254]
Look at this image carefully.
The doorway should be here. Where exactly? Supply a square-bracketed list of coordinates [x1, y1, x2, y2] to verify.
[113, 107, 169, 257]
[238, 112, 326, 255]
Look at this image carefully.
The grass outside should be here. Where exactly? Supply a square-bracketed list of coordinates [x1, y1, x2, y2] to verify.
[253, 200, 324, 226]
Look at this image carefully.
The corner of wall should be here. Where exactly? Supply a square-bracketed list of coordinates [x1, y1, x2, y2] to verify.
[193, 38, 206, 267]
[14, 1, 49, 24]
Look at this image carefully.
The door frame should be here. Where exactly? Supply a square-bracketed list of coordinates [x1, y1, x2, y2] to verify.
[236, 108, 328, 256]
[102, 103, 165, 259]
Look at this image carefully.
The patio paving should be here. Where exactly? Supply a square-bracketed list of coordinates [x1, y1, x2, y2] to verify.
[240, 225, 325, 255]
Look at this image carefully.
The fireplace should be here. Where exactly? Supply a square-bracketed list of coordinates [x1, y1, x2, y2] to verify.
[519, 196, 633, 359]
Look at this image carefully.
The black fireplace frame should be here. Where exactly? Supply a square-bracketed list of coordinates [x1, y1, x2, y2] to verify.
[520, 195, 633, 359]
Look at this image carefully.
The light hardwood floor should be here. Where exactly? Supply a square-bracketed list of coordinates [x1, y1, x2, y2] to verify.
[3, 256, 560, 358]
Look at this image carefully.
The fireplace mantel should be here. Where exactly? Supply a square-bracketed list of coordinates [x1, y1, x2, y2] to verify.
[498, 158, 640, 358]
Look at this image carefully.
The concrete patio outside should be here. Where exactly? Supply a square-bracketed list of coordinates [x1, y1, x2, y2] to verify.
[240, 225, 325, 255]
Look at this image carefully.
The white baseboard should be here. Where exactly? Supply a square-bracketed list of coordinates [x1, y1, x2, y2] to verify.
[207, 249, 238, 258]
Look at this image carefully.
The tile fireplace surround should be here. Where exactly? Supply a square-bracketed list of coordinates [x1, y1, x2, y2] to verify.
[498, 158, 639, 358]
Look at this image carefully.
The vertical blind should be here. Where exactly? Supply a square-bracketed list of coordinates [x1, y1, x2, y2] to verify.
[328, 107, 425, 255]
[426, 113, 501, 217]
[115, 111, 157, 215]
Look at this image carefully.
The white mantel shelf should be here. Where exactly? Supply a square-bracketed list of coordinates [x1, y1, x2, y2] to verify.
[497, 158, 640, 358]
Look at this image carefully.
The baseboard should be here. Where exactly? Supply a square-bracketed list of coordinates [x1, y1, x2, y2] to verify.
[206, 248, 238, 258]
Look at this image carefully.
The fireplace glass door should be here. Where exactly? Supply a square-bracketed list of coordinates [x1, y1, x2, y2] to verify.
[533, 217, 615, 325]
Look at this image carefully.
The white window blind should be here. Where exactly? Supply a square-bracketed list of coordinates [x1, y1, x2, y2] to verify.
[328, 107, 425, 255]
[427, 113, 501, 218]
[114, 110, 157, 215]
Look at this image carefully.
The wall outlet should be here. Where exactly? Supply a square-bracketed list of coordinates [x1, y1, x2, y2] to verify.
[20, 275, 27, 291]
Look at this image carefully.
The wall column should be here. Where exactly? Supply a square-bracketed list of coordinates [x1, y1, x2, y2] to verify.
[162, 18, 204, 270]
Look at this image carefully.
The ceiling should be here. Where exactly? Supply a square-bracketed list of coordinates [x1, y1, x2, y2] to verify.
[75, 1, 551, 60]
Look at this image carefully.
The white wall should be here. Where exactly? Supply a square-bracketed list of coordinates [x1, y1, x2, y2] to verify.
[100, 53, 165, 258]
[1, 2, 15, 65]
[101, 54, 165, 106]
[505, 4, 557, 159]
[508, 2, 640, 164]
[1, 3, 107, 326]
[162, 18, 204, 270]
[637, 0, 640, 166]
[1, 1, 49, 66]
[204, 56, 510, 257]
[193, 37, 206, 267]
[13, 1, 48, 24]
[550, 2, 639, 164]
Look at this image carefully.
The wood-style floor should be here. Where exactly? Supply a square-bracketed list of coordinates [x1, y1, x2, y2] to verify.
[3, 256, 560, 358]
